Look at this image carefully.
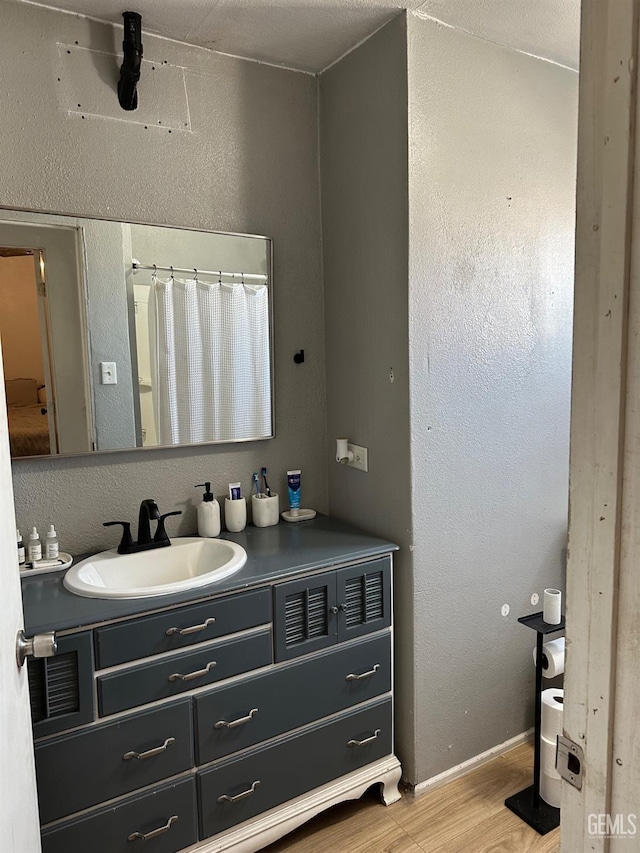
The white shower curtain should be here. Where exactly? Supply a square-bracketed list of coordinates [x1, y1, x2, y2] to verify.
[148, 276, 271, 444]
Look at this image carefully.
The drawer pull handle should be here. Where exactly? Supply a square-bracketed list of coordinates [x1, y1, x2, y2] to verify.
[346, 663, 380, 682]
[217, 780, 261, 804]
[166, 617, 216, 636]
[168, 661, 217, 682]
[128, 814, 178, 842]
[123, 737, 176, 761]
[348, 728, 381, 748]
[214, 708, 259, 729]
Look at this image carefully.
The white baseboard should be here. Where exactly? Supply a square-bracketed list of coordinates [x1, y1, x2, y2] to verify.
[409, 729, 534, 797]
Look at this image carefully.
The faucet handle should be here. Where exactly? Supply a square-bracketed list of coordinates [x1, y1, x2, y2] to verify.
[103, 521, 134, 554]
[154, 511, 182, 544]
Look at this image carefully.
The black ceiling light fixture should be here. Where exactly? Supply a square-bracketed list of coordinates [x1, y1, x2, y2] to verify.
[118, 11, 143, 111]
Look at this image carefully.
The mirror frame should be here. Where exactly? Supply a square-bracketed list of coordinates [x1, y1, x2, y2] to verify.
[0, 206, 276, 460]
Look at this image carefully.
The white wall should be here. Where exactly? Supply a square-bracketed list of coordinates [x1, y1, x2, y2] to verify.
[407, 14, 577, 781]
[1, 1, 326, 554]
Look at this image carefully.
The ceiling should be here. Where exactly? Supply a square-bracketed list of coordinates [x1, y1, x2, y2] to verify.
[17, 0, 581, 73]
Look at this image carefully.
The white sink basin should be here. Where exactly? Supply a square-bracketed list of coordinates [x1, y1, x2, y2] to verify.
[63, 537, 247, 599]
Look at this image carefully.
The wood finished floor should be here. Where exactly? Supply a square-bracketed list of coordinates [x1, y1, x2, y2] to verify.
[264, 744, 561, 853]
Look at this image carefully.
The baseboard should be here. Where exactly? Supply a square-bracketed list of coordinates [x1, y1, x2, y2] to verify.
[409, 729, 534, 797]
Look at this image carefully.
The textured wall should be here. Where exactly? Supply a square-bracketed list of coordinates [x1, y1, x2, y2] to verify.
[319, 16, 415, 780]
[407, 15, 577, 781]
[1, 2, 326, 554]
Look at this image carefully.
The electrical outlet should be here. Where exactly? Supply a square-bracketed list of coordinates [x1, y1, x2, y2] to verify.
[347, 443, 368, 472]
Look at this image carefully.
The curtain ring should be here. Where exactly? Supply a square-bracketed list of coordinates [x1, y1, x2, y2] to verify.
[170, 265, 174, 280]
[194, 268, 198, 282]
[218, 269, 222, 284]
[241, 271, 245, 285]
[152, 263, 157, 279]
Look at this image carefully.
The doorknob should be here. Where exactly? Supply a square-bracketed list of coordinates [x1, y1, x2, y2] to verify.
[16, 630, 57, 668]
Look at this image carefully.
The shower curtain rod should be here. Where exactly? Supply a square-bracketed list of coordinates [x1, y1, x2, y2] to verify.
[131, 259, 268, 282]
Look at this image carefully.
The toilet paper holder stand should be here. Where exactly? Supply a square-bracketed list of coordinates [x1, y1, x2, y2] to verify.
[504, 610, 565, 835]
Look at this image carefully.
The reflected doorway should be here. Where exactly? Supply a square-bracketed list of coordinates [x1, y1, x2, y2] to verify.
[0, 248, 57, 456]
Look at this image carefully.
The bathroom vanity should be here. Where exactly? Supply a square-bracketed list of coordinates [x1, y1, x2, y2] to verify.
[21, 516, 401, 853]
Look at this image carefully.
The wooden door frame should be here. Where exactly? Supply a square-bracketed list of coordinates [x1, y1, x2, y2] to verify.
[563, 0, 639, 849]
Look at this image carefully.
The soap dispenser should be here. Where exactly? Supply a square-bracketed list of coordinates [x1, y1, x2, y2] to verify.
[196, 483, 221, 537]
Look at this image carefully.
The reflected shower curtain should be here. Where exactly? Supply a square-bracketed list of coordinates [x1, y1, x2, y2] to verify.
[148, 277, 271, 444]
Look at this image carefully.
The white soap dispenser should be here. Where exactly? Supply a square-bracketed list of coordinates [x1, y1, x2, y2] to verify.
[195, 482, 221, 537]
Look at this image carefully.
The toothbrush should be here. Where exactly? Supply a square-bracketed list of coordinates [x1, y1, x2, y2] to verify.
[252, 472, 261, 496]
[261, 467, 272, 497]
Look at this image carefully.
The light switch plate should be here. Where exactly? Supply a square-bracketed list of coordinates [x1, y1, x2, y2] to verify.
[100, 362, 117, 385]
[347, 443, 368, 472]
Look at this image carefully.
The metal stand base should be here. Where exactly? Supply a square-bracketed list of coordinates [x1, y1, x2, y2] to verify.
[505, 785, 561, 835]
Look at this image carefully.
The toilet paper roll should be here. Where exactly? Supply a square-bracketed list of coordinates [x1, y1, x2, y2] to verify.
[540, 771, 562, 809]
[533, 637, 566, 678]
[541, 688, 564, 740]
[543, 588, 562, 624]
[541, 734, 561, 778]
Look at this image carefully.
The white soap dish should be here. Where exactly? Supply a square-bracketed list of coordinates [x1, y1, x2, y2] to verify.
[20, 553, 73, 575]
[281, 509, 317, 523]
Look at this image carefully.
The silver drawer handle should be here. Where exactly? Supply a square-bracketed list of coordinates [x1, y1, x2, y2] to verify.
[166, 617, 216, 636]
[215, 708, 259, 729]
[123, 737, 176, 761]
[217, 780, 260, 804]
[348, 728, 381, 748]
[168, 661, 216, 682]
[128, 814, 178, 842]
[346, 664, 380, 682]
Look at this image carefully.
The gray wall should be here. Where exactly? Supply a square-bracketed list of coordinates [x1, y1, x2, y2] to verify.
[1, 2, 326, 554]
[319, 16, 415, 780]
[407, 15, 577, 781]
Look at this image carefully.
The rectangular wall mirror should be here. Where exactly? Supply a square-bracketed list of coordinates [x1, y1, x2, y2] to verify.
[0, 210, 274, 459]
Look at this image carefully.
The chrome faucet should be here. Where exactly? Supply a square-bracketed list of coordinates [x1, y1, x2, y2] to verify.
[104, 499, 182, 554]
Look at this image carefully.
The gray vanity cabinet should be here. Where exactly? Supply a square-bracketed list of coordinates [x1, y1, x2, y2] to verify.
[195, 633, 392, 763]
[28, 630, 94, 738]
[41, 777, 198, 853]
[198, 698, 392, 839]
[29, 544, 398, 853]
[35, 699, 193, 824]
[274, 556, 392, 661]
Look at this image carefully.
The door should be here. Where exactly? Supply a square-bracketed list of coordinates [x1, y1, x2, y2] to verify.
[563, 0, 640, 849]
[0, 346, 42, 850]
[0, 222, 93, 455]
[336, 557, 392, 643]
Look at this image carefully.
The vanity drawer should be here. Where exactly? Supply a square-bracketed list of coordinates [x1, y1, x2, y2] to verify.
[95, 588, 271, 668]
[98, 630, 272, 716]
[198, 698, 392, 839]
[195, 632, 391, 763]
[41, 776, 198, 853]
[35, 699, 193, 824]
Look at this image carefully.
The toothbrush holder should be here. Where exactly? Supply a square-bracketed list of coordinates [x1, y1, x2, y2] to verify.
[224, 498, 247, 533]
[251, 493, 279, 528]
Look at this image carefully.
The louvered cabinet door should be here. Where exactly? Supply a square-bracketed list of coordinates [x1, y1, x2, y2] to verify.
[336, 558, 392, 642]
[274, 574, 338, 661]
[29, 632, 94, 739]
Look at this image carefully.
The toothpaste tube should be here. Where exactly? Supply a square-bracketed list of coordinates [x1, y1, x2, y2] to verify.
[287, 470, 301, 517]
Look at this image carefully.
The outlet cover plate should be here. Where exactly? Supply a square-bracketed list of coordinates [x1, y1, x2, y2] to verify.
[347, 443, 368, 472]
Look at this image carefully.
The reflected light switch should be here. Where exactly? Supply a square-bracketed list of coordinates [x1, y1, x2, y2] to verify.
[100, 362, 117, 385]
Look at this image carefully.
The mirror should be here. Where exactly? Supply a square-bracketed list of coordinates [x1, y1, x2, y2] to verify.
[0, 210, 273, 459]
